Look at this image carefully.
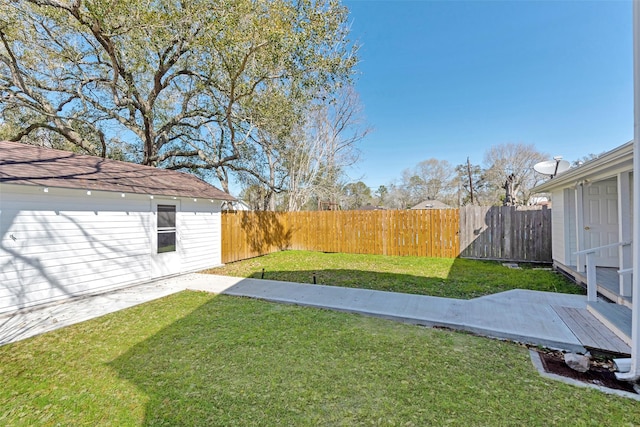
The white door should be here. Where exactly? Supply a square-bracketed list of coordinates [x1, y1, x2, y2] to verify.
[151, 200, 182, 278]
[583, 179, 619, 267]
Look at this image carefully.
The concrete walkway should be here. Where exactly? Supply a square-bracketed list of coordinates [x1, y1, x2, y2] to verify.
[1, 273, 588, 352]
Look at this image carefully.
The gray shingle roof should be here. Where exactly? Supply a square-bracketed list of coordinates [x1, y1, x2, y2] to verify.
[410, 200, 452, 209]
[0, 141, 235, 201]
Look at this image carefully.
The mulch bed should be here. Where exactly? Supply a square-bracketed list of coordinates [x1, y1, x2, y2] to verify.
[538, 350, 637, 394]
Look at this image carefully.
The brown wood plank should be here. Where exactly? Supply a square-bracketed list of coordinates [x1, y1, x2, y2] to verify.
[557, 307, 615, 350]
[554, 306, 631, 355]
[221, 206, 550, 263]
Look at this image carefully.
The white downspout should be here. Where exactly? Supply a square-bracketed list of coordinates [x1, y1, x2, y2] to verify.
[617, 0, 640, 383]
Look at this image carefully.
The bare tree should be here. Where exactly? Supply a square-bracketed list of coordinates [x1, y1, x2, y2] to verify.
[394, 158, 456, 208]
[414, 158, 456, 200]
[482, 143, 547, 206]
[454, 159, 491, 206]
[384, 181, 413, 209]
[284, 86, 369, 211]
[571, 152, 604, 167]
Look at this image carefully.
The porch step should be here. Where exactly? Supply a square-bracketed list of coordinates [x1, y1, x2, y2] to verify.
[587, 301, 632, 347]
[596, 283, 633, 309]
[555, 306, 630, 355]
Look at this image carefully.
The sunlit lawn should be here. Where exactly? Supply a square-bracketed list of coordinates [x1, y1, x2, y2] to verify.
[205, 250, 584, 299]
[1, 291, 637, 426]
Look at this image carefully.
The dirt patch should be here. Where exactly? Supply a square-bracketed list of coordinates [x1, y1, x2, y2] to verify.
[537, 350, 637, 394]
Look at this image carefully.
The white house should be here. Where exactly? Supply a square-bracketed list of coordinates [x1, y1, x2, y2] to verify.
[0, 141, 235, 314]
[533, 0, 640, 383]
[533, 141, 634, 303]
[533, 140, 640, 381]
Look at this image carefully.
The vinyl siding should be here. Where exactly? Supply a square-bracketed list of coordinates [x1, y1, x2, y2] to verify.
[550, 189, 567, 265]
[0, 183, 223, 314]
[179, 199, 223, 272]
[566, 189, 577, 266]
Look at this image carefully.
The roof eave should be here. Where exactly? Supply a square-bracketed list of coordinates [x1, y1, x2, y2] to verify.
[533, 141, 634, 193]
[0, 180, 236, 201]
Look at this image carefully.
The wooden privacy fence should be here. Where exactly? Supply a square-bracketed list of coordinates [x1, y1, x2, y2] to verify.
[221, 209, 459, 263]
[221, 206, 551, 264]
[459, 205, 551, 262]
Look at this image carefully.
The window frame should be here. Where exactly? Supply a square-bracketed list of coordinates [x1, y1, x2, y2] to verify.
[157, 204, 177, 254]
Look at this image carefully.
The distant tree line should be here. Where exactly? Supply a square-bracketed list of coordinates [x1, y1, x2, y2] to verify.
[380, 142, 549, 209]
[246, 142, 549, 211]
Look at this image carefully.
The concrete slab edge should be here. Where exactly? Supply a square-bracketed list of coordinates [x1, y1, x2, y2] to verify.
[528, 349, 640, 401]
[222, 292, 587, 353]
[0, 287, 186, 346]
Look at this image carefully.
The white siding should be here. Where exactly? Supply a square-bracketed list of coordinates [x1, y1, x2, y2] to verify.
[0, 185, 152, 313]
[179, 199, 223, 272]
[629, 172, 635, 235]
[0, 184, 224, 314]
[566, 189, 577, 265]
[551, 189, 567, 265]
[551, 188, 578, 267]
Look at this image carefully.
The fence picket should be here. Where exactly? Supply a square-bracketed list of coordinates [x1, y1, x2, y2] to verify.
[220, 206, 551, 264]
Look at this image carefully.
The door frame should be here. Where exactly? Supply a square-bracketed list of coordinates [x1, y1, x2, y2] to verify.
[580, 178, 620, 268]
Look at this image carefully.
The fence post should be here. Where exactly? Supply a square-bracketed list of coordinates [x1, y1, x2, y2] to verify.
[221, 207, 550, 263]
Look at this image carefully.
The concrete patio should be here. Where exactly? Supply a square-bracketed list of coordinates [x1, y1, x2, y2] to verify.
[0, 273, 628, 355]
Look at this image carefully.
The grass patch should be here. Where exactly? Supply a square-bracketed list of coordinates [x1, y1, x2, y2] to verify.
[205, 251, 583, 299]
[0, 292, 637, 425]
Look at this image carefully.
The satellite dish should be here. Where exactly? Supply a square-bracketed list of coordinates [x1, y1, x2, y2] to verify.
[534, 157, 570, 178]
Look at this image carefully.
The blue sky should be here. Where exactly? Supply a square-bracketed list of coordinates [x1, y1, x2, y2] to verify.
[343, 0, 634, 191]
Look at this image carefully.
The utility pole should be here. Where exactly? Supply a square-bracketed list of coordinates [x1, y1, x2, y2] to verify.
[466, 157, 475, 204]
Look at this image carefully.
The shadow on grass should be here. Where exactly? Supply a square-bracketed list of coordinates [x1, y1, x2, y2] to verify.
[247, 268, 490, 299]
[109, 294, 443, 425]
[244, 259, 583, 299]
[107, 296, 237, 425]
[106, 291, 619, 427]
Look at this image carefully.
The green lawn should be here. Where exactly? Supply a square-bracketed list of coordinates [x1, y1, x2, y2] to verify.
[205, 251, 584, 298]
[1, 291, 637, 426]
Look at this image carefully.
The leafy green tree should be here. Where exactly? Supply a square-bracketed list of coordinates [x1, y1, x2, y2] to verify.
[341, 181, 372, 210]
[1, 0, 357, 192]
[374, 185, 388, 206]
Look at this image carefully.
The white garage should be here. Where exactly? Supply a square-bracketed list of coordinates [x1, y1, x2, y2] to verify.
[0, 141, 235, 314]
